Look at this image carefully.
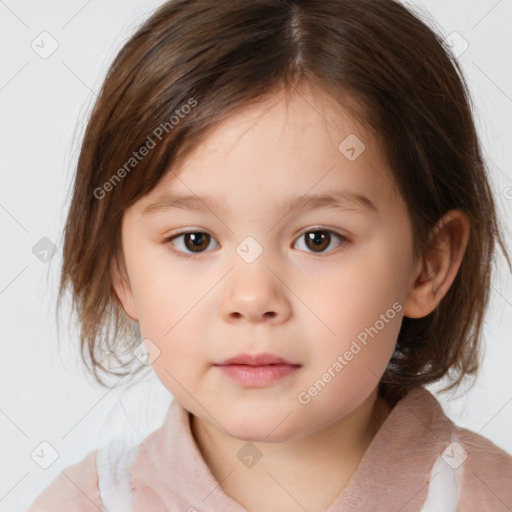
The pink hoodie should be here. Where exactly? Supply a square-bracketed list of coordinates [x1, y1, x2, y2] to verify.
[27, 387, 512, 511]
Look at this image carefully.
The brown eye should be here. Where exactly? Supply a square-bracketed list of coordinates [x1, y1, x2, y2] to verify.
[306, 231, 329, 252]
[167, 231, 218, 256]
[295, 230, 346, 254]
[184, 232, 211, 252]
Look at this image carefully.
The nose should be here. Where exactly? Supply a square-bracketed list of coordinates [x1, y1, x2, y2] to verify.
[219, 258, 292, 324]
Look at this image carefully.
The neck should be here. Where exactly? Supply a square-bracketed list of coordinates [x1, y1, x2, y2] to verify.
[190, 388, 393, 512]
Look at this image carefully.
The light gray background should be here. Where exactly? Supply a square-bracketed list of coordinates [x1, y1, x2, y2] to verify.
[1, 1, 511, 510]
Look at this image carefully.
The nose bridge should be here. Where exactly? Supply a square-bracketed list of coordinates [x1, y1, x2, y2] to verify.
[219, 238, 290, 323]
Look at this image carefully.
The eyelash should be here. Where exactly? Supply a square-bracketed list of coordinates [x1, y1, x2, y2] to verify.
[163, 228, 348, 259]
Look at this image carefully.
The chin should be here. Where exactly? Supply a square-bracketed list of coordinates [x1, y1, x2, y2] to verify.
[222, 409, 303, 443]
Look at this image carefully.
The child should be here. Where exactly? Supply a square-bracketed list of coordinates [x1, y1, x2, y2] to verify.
[28, 0, 512, 511]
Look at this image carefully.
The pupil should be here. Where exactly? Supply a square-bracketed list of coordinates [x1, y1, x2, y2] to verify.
[187, 233, 209, 252]
[307, 231, 329, 252]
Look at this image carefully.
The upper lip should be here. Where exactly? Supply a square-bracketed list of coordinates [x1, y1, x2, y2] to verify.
[215, 352, 300, 366]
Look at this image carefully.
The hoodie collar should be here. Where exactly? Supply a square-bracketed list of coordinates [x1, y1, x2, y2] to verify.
[129, 386, 454, 511]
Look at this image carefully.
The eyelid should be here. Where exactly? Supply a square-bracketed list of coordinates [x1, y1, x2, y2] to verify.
[293, 227, 348, 254]
[164, 228, 219, 259]
[295, 225, 348, 239]
[164, 226, 349, 258]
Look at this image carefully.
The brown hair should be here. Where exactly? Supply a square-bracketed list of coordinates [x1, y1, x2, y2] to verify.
[58, 0, 510, 401]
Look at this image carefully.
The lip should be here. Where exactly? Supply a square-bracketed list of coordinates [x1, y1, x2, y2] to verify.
[214, 353, 302, 387]
[216, 352, 299, 366]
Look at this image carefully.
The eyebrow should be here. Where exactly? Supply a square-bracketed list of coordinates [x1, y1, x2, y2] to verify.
[141, 189, 378, 216]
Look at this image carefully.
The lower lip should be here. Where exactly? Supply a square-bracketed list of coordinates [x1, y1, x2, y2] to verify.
[215, 364, 301, 387]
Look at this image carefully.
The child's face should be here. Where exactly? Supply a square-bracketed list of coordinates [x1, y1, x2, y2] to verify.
[114, 86, 423, 442]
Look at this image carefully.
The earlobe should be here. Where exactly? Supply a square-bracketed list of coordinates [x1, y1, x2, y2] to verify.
[402, 210, 470, 319]
[109, 256, 139, 321]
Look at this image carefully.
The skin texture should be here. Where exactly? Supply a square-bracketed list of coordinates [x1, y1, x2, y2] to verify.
[111, 84, 470, 512]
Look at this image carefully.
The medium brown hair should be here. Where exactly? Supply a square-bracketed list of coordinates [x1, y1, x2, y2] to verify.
[58, 0, 510, 401]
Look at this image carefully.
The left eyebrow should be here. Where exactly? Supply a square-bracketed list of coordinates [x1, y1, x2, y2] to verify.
[280, 190, 378, 215]
[141, 189, 378, 216]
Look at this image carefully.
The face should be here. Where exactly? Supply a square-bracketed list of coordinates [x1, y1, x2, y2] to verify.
[113, 85, 422, 443]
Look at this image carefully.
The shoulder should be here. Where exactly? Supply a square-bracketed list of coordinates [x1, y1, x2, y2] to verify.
[455, 426, 512, 510]
[26, 449, 102, 512]
[391, 388, 512, 510]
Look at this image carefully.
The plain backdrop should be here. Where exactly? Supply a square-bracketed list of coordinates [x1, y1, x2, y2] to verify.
[0, 0, 511, 510]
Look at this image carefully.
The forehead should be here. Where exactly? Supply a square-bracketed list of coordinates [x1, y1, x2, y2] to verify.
[134, 86, 401, 218]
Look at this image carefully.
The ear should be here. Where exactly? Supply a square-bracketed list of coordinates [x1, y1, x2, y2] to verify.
[109, 254, 139, 321]
[403, 209, 470, 319]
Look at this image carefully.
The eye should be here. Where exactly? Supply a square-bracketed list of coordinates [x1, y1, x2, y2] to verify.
[294, 229, 347, 254]
[165, 228, 347, 258]
[166, 231, 219, 256]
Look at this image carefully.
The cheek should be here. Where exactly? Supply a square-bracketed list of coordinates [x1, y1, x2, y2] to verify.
[128, 263, 211, 369]
[307, 244, 405, 325]
[300, 237, 406, 370]
[125, 244, 190, 333]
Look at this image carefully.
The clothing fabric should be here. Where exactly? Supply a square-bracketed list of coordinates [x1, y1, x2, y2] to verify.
[95, 431, 466, 512]
[27, 387, 512, 511]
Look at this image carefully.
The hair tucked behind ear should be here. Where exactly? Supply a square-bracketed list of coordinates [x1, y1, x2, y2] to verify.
[57, 0, 510, 399]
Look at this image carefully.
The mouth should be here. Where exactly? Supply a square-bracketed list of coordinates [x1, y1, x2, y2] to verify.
[214, 352, 302, 387]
